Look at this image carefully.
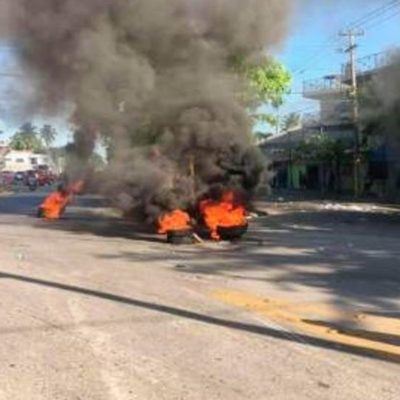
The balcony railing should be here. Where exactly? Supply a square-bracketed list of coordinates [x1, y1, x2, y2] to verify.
[303, 76, 349, 98]
[304, 49, 399, 98]
[342, 49, 399, 78]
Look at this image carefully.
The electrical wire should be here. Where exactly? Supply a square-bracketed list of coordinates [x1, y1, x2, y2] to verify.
[361, 8, 400, 30]
[291, 0, 400, 77]
[348, 0, 400, 29]
[283, 1, 400, 118]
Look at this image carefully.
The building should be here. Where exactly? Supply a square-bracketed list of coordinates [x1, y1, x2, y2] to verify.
[263, 49, 399, 196]
[303, 50, 396, 127]
[2, 150, 55, 172]
[0, 143, 9, 172]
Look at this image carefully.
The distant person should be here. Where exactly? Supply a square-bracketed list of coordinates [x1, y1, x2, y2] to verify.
[27, 173, 38, 191]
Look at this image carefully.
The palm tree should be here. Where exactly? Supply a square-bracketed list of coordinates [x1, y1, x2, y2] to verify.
[9, 133, 27, 150]
[40, 124, 57, 148]
[19, 122, 37, 137]
[9, 122, 43, 151]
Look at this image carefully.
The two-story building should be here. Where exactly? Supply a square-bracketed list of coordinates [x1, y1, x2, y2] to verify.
[262, 50, 398, 196]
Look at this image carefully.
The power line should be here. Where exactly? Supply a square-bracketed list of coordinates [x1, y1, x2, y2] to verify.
[285, 1, 400, 143]
[361, 8, 400, 30]
[347, 0, 400, 29]
[290, 0, 400, 77]
[291, 35, 341, 76]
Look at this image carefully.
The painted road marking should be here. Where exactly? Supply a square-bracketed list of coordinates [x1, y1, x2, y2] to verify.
[213, 290, 400, 361]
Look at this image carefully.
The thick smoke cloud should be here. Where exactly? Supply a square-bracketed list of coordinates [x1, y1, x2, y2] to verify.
[362, 53, 400, 149]
[361, 52, 400, 194]
[5, 0, 292, 220]
[372, 54, 400, 113]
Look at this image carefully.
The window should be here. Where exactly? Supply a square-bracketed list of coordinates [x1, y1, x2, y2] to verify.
[16, 158, 24, 163]
[31, 158, 38, 165]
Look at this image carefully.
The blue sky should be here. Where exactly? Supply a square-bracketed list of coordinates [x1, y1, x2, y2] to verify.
[275, 0, 400, 118]
[1, 0, 400, 143]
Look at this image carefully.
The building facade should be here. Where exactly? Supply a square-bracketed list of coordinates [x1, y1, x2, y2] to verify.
[2, 150, 54, 172]
[263, 50, 400, 197]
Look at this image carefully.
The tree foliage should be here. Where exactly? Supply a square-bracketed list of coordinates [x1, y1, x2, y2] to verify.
[9, 123, 58, 152]
[9, 123, 44, 152]
[293, 134, 348, 163]
[40, 124, 57, 148]
[232, 55, 292, 128]
[235, 56, 291, 108]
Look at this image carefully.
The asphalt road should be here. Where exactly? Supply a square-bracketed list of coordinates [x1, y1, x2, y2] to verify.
[0, 191, 399, 400]
[0, 190, 44, 215]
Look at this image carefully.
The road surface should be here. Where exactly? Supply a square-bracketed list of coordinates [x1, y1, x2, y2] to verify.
[0, 191, 399, 400]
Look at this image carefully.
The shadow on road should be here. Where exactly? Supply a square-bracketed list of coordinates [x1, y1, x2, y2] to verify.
[9, 192, 400, 361]
[31, 200, 400, 319]
[0, 270, 399, 364]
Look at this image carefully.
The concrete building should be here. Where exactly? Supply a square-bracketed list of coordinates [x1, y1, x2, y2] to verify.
[262, 49, 399, 196]
[2, 150, 54, 172]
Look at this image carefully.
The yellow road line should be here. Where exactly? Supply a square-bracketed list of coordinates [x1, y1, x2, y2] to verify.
[213, 290, 400, 360]
[281, 302, 400, 337]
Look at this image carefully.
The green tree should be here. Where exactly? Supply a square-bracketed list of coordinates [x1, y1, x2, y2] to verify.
[294, 134, 349, 193]
[20, 122, 37, 137]
[40, 124, 57, 148]
[233, 56, 292, 128]
[9, 123, 44, 152]
[294, 134, 348, 163]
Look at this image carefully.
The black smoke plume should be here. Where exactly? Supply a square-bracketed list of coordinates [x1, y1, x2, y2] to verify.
[5, 0, 293, 220]
[361, 52, 400, 194]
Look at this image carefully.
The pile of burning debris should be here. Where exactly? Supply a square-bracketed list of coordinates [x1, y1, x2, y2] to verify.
[37, 180, 84, 220]
[157, 189, 249, 244]
[37, 181, 251, 244]
[6, 0, 289, 243]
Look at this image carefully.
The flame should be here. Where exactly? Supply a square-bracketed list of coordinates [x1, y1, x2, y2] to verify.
[200, 190, 247, 240]
[157, 209, 191, 234]
[39, 191, 71, 220]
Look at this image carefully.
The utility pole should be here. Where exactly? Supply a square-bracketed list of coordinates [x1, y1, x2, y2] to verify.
[339, 28, 364, 198]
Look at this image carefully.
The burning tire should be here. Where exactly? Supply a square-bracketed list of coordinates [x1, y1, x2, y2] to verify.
[217, 224, 248, 241]
[37, 207, 45, 218]
[166, 229, 194, 245]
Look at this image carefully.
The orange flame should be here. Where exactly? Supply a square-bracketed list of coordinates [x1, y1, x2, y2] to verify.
[200, 191, 247, 240]
[39, 191, 71, 220]
[157, 209, 191, 234]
